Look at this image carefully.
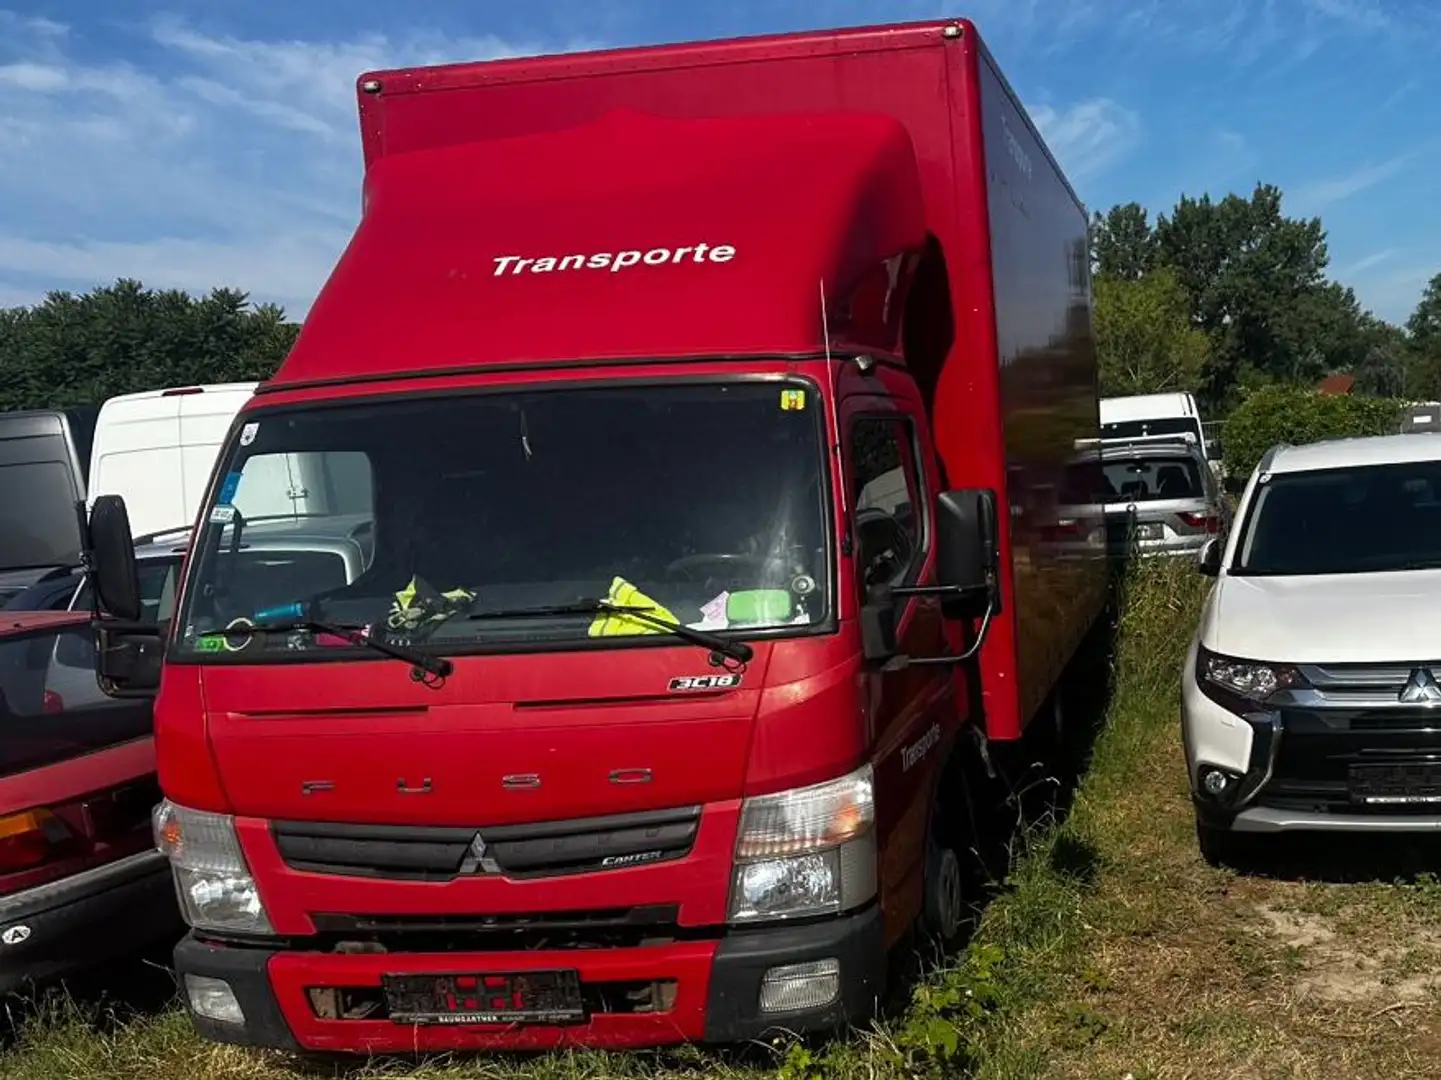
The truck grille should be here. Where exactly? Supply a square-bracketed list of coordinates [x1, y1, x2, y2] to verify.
[271, 806, 701, 881]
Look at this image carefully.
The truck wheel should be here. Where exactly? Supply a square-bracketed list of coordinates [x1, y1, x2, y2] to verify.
[922, 833, 965, 943]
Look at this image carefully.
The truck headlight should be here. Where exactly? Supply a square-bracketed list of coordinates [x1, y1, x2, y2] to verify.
[727, 765, 876, 924]
[153, 800, 272, 935]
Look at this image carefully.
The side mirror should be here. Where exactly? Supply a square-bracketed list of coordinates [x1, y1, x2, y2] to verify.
[935, 488, 999, 615]
[87, 495, 142, 622]
[95, 623, 163, 697]
[1197, 537, 1222, 577]
[1205, 441, 1221, 461]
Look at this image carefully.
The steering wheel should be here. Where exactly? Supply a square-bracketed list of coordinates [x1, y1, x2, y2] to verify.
[664, 553, 778, 583]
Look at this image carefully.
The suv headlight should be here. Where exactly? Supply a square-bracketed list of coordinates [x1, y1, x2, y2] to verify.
[727, 765, 876, 924]
[153, 800, 272, 935]
[1199, 647, 1304, 704]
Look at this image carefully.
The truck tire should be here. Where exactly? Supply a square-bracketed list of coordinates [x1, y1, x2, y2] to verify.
[923, 835, 965, 943]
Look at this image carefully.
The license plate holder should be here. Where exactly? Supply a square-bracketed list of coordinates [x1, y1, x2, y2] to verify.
[382, 970, 585, 1026]
[1134, 522, 1163, 541]
[1348, 762, 1441, 805]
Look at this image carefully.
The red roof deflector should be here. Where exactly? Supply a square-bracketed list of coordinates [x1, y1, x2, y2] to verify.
[272, 109, 926, 389]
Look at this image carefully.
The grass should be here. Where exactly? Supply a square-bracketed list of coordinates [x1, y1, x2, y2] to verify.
[7, 558, 1441, 1079]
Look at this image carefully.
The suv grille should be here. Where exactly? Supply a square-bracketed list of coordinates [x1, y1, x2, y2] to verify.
[272, 806, 701, 881]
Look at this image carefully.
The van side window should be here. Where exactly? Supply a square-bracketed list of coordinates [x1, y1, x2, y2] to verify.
[850, 418, 925, 588]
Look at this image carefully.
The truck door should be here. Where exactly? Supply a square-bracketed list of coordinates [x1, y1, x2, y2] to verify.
[839, 385, 958, 943]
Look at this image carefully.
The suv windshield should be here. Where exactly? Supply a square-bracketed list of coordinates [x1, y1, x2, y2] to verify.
[1101, 455, 1205, 503]
[1236, 460, 1441, 576]
[173, 380, 830, 660]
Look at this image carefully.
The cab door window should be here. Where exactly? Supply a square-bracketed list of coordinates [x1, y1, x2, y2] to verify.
[850, 417, 926, 589]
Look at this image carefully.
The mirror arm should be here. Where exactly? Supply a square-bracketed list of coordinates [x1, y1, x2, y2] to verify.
[875, 598, 998, 671]
[890, 582, 990, 602]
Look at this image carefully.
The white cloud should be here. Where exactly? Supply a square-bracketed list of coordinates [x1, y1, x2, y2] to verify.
[1293, 154, 1413, 210]
[1335, 249, 1397, 279]
[1029, 98, 1142, 183]
[0, 14, 564, 316]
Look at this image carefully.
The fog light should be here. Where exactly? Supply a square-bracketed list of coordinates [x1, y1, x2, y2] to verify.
[758, 958, 841, 1013]
[1201, 768, 1230, 795]
[185, 974, 245, 1025]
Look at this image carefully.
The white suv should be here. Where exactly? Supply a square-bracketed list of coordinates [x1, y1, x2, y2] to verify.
[1182, 433, 1441, 865]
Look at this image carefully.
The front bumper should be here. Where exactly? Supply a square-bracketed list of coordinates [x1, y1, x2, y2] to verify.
[174, 905, 886, 1053]
[1184, 652, 1441, 835]
[0, 850, 180, 994]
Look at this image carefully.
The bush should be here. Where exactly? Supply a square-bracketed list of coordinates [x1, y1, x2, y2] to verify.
[1221, 385, 1403, 479]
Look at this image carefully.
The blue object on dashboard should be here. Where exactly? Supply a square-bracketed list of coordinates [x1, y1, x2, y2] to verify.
[254, 602, 304, 622]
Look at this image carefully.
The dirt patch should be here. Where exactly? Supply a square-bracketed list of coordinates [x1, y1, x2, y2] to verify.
[1256, 903, 1441, 1005]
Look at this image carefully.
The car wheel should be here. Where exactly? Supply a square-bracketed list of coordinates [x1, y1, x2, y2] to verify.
[1195, 815, 1246, 868]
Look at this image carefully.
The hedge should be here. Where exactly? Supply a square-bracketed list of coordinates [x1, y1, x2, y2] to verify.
[1220, 385, 1404, 479]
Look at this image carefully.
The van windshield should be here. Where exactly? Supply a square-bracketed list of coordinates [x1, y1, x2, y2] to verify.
[172, 380, 831, 661]
[1235, 461, 1441, 576]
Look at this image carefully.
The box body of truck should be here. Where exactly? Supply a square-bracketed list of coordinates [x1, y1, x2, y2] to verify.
[108, 18, 1104, 1054]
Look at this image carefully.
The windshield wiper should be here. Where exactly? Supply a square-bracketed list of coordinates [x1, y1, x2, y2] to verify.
[467, 600, 754, 664]
[208, 619, 453, 680]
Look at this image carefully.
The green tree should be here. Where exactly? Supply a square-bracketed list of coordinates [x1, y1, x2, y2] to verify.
[1089, 202, 1156, 281]
[1153, 183, 1341, 403]
[1407, 273, 1441, 358]
[1093, 267, 1209, 396]
[0, 280, 300, 411]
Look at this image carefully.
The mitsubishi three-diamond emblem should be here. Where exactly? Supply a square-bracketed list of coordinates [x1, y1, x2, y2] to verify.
[456, 832, 500, 875]
[1399, 668, 1441, 705]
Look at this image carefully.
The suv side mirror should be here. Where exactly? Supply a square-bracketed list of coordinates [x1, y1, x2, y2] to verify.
[87, 495, 142, 622]
[935, 488, 999, 616]
[1205, 440, 1221, 461]
[1197, 536, 1222, 577]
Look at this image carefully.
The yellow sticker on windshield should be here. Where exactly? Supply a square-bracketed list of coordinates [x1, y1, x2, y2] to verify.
[780, 389, 807, 411]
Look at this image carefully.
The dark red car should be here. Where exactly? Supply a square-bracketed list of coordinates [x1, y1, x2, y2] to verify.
[0, 610, 177, 992]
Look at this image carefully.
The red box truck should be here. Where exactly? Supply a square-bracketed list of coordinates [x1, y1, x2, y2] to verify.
[84, 17, 1106, 1053]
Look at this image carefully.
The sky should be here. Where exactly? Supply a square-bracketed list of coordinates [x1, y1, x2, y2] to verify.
[0, 0, 1437, 325]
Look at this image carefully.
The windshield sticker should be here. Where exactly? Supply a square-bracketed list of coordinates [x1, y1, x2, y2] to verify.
[217, 471, 241, 503]
[209, 504, 236, 525]
[780, 388, 807, 411]
[669, 673, 742, 693]
[239, 421, 258, 446]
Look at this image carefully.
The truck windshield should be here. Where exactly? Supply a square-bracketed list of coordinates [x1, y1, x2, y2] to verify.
[1235, 460, 1441, 576]
[172, 380, 830, 660]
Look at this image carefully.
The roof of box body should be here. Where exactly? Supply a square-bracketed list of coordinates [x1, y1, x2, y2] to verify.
[266, 109, 926, 391]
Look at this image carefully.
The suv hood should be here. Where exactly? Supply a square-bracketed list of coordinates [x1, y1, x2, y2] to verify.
[1208, 569, 1441, 663]
[198, 642, 776, 827]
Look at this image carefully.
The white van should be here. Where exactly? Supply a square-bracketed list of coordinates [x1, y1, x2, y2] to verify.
[89, 384, 375, 541]
[1099, 392, 1220, 477]
[87, 384, 258, 540]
